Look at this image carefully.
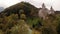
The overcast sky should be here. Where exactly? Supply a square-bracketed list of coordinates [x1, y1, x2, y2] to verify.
[0, 0, 60, 11]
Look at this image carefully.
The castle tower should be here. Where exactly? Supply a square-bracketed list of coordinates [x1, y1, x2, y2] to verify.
[50, 6, 55, 14]
[42, 3, 46, 9]
[50, 6, 54, 11]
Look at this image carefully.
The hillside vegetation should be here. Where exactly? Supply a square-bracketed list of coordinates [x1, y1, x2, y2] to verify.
[0, 2, 60, 34]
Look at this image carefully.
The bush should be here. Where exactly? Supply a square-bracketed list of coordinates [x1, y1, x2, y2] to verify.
[10, 20, 31, 34]
[42, 27, 57, 34]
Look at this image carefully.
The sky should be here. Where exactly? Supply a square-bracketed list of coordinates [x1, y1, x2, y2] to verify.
[0, 0, 60, 11]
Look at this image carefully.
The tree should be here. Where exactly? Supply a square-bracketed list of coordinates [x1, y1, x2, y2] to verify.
[10, 20, 29, 34]
[56, 15, 60, 34]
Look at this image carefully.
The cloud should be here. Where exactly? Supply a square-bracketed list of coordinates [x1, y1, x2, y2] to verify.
[0, 0, 20, 8]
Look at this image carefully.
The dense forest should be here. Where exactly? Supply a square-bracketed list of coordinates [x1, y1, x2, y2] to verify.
[0, 2, 60, 34]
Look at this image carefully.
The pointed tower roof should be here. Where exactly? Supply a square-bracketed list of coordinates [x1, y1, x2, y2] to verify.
[42, 3, 46, 9]
[50, 6, 54, 11]
[50, 6, 55, 14]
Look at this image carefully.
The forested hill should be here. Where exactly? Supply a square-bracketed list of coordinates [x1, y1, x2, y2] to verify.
[0, 2, 38, 18]
[0, 2, 44, 34]
[0, 2, 41, 34]
[0, 1, 60, 34]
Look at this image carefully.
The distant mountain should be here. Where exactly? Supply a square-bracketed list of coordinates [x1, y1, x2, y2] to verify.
[0, 7, 4, 12]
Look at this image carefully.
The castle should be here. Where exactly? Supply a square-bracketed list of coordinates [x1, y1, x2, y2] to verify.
[38, 3, 55, 19]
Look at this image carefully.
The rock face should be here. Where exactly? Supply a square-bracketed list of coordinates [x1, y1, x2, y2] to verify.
[38, 3, 55, 20]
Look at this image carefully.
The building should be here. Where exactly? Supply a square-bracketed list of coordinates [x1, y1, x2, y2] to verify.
[38, 3, 55, 20]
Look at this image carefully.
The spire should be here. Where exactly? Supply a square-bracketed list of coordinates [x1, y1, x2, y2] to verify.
[50, 6, 54, 11]
[42, 3, 46, 9]
[50, 6, 55, 14]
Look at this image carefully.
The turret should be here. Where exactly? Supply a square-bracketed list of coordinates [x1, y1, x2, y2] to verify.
[42, 3, 46, 9]
[50, 6, 54, 11]
[50, 6, 55, 14]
